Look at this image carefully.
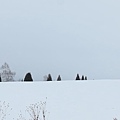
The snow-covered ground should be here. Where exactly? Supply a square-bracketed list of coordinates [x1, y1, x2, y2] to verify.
[0, 80, 120, 120]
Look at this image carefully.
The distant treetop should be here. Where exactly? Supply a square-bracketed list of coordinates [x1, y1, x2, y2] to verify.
[0, 62, 16, 82]
[24, 72, 33, 82]
[47, 74, 52, 81]
[75, 74, 80, 80]
[57, 75, 61, 81]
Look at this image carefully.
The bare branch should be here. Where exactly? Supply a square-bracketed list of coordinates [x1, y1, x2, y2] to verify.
[0, 101, 12, 120]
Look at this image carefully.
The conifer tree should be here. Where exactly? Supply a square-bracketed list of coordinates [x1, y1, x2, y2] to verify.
[81, 75, 84, 80]
[75, 74, 80, 80]
[24, 72, 33, 82]
[57, 75, 61, 81]
[0, 76, 1, 82]
[85, 76, 87, 80]
[47, 74, 52, 81]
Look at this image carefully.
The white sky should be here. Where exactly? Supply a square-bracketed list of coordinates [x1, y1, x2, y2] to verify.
[0, 0, 120, 80]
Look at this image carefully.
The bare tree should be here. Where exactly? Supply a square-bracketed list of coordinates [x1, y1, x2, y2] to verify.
[0, 101, 12, 120]
[113, 118, 118, 120]
[27, 101, 47, 120]
[43, 75, 48, 81]
[18, 100, 49, 120]
[0, 63, 16, 82]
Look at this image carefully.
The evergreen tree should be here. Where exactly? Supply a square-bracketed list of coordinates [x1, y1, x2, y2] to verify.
[24, 72, 33, 82]
[75, 74, 80, 80]
[81, 75, 84, 80]
[85, 76, 87, 80]
[0, 76, 1, 82]
[47, 74, 52, 81]
[57, 75, 61, 81]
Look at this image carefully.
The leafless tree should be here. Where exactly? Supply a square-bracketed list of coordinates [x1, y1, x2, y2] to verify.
[18, 100, 49, 120]
[113, 118, 118, 120]
[27, 101, 47, 120]
[0, 101, 12, 120]
[43, 75, 48, 81]
[0, 63, 16, 82]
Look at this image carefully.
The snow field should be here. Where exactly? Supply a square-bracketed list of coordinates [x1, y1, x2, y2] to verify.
[0, 80, 120, 120]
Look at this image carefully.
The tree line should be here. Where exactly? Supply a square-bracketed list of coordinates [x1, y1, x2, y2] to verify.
[0, 72, 87, 82]
[0, 63, 87, 82]
[23, 72, 87, 82]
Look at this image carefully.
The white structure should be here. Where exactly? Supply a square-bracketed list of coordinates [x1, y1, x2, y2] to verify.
[0, 63, 16, 82]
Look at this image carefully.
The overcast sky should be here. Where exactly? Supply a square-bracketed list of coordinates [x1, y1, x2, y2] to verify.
[0, 0, 120, 80]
